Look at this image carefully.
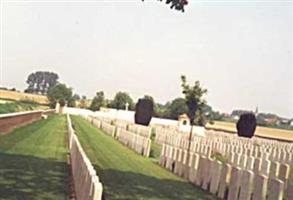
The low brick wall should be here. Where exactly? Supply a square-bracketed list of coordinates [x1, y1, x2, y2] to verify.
[0, 109, 55, 135]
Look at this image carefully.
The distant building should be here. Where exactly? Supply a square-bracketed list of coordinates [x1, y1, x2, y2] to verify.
[279, 118, 290, 125]
[178, 114, 190, 126]
[233, 115, 239, 120]
[264, 116, 279, 126]
[231, 109, 252, 121]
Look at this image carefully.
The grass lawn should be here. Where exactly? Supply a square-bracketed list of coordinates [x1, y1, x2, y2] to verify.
[0, 100, 48, 114]
[71, 115, 217, 200]
[0, 114, 68, 200]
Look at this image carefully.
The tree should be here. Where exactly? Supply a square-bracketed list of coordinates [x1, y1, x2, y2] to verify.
[47, 83, 73, 108]
[181, 75, 207, 171]
[25, 71, 59, 95]
[72, 94, 81, 101]
[168, 98, 188, 120]
[142, 0, 188, 12]
[109, 92, 134, 110]
[154, 102, 170, 118]
[79, 96, 88, 109]
[181, 75, 207, 126]
[90, 91, 106, 111]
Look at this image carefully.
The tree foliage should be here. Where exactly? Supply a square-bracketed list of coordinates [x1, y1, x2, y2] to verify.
[142, 0, 188, 12]
[109, 92, 134, 110]
[168, 98, 188, 120]
[25, 71, 59, 95]
[181, 75, 207, 126]
[72, 94, 81, 101]
[47, 84, 73, 108]
[154, 102, 170, 118]
[90, 91, 106, 111]
[143, 95, 155, 105]
[79, 96, 88, 109]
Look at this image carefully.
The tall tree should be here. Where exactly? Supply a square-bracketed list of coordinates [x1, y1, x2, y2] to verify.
[25, 71, 59, 95]
[110, 92, 134, 110]
[90, 91, 106, 111]
[181, 75, 207, 126]
[180, 75, 208, 173]
[47, 83, 73, 108]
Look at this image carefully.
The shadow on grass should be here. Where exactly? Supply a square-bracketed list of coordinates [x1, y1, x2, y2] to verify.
[97, 167, 217, 200]
[0, 152, 68, 200]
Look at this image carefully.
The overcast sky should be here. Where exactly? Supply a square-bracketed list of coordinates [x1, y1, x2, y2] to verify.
[1, 0, 292, 117]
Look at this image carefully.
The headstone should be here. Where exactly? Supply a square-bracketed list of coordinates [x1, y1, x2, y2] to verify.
[239, 170, 254, 200]
[246, 156, 255, 171]
[227, 167, 242, 200]
[279, 164, 290, 188]
[253, 158, 262, 174]
[234, 153, 241, 166]
[239, 155, 248, 169]
[285, 182, 293, 200]
[260, 159, 271, 176]
[267, 178, 284, 200]
[159, 144, 166, 167]
[269, 161, 280, 179]
[209, 161, 223, 194]
[202, 158, 212, 190]
[174, 149, 183, 175]
[188, 153, 199, 184]
[252, 174, 268, 200]
[196, 156, 207, 186]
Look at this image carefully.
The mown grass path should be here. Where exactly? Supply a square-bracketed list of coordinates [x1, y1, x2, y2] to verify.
[0, 115, 68, 200]
[72, 116, 217, 200]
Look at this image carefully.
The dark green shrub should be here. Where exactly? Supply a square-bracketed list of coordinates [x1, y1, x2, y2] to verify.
[134, 99, 154, 126]
[236, 113, 257, 138]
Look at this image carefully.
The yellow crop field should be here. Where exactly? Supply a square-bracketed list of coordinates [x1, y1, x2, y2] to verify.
[206, 121, 293, 142]
[0, 89, 49, 105]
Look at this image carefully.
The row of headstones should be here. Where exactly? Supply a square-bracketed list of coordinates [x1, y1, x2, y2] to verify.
[67, 115, 103, 200]
[128, 124, 152, 139]
[159, 143, 293, 200]
[154, 126, 188, 145]
[95, 117, 152, 139]
[190, 137, 293, 167]
[188, 139, 293, 167]
[160, 136, 293, 182]
[116, 128, 152, 157]
[154, 127, 293, 166]
[205, 130, 293, 151]
[155, 125, 293, 155]
[84, 116, 151, 157]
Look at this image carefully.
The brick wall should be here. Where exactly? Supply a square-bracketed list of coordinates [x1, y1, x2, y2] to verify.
[0, 110, 55, 135]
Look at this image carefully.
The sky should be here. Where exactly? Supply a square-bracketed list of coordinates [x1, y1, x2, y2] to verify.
[1, 0, 293, 118]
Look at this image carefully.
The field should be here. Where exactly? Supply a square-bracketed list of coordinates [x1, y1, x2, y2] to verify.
[0, 89, 49, 105]
[0, 100, 48, 114]
[206, 121, 293, 142]
[71, 116, 217, 200]
[0, 115, 68, 200]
